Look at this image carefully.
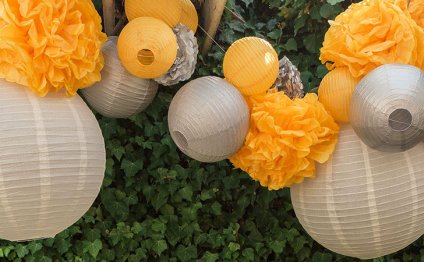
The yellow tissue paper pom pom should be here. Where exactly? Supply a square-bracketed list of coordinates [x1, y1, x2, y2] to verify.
[318, 67, 359, 123]
[223, 37, 279, 96]
[320, 0, 424, 78]
[229, 92, 339, 190]
[0, 0, 107, 96]
[409, 0, 424, 28]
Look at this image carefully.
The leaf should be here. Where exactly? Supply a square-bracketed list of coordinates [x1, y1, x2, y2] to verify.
[121, 159, 144, 177]
[200, 251, 219, 262]
[312, 252, 333, 262]
[290, 236, 308, 253]
[54, 239, 71, 254]
[151, 240, 168, 256]
[327, 0, 345, 5]
[303, 34, 321, 54]
[284, 38, 298, 51]
[178, 186, 193, 201]
[269, 240, 286, 254]
[320, 4, 335, 19]
[83, 239, 103, 258]
[28, 242, 42, 254]
[15, 245, 29, 258]
[175, 245, 197, 262]
[228, 242, 241, 252]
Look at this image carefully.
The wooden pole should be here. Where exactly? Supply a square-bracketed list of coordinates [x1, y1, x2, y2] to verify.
[102, 0, 115, 36]
[201, 0, 228, 55]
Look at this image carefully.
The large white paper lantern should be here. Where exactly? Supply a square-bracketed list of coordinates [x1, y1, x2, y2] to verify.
[82, 37, 158, 118]
[291, 125, 424, 259]
[168, 76, 249, 162]
[0, 80, 105, 241]
[350, 64, 424, 152]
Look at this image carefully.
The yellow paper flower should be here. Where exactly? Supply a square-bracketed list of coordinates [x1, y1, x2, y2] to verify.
[229, 92, 339, 190]
[407, 0, 424, 28]
[320, 0, 424, 78]
[0, 0, 107, 96]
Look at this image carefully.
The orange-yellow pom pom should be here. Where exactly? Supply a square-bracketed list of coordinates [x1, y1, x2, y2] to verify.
[230, 92, 339, 190]
[223, 37, 279, 96]
[320, 0, 424, 78]
[125, 0, 182, 28]
[0, 0, 106, 96]
[118, 17, 177, 79]
[318, 67, 359, 123]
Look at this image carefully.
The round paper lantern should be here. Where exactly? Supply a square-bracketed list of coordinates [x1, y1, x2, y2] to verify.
[125, 0, 182, 27]
[82, 37, 158, 118]
[291, 125, 424, 259]
[318, 67, 358, 123]
[350, 64, 424, 152]
[180, 0, 198, 32]
[118, 17, 178, 79]
[223, 37, 279, 96]
[0, 80, 105, 241]
[168, 76, 249, 162]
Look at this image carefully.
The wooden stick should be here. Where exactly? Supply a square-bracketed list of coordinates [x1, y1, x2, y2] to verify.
[102, 0, 115, 36]
[201, 0, 228, 55]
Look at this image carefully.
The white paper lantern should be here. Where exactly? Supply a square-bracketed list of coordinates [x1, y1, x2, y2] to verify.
[0, 80, 105, 241]
[168, 76, 249, 162]
[350, 64, 424, 152]
[291, 125, 424, 259]
[82, 37, 158, 118]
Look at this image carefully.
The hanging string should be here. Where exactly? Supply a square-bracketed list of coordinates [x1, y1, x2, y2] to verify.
[197, 5, 247, 53]
[198, 24, 226, 53]
[224, 5, 246, 23]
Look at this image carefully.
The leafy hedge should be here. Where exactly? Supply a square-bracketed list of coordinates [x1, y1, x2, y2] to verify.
[1, 0, 423, 261]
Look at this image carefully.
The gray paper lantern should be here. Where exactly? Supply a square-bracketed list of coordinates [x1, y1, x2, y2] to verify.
[0, 80, 105, 241]
[168, 76, 249, 162]
[350, 64, 424, 152]
[82, 36, 158, 118]
[291, 125, 424, 259]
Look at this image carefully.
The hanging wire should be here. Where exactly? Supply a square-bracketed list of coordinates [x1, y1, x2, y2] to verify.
[198, 24, 227, 53]
[198, 5, 247, 53]
[224, 5, 246, 23]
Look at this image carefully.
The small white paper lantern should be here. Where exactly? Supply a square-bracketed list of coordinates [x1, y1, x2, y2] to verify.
[82, 37, 158, 118]
[0, 80, 105, 241]
[168, 76, 249, 162]
[291, 125, 424, 259]
[350, 64, 424, 152]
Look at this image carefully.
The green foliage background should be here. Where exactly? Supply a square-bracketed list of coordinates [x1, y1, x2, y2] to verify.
[1, 0, 424, 261]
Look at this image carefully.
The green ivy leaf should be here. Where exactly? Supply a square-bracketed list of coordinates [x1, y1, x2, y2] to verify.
[15, 244, 29, 258]
[121, 159, 144, 177]
[83, 239, 103, 258]
[312, 251, 333, 262]
[200, 251, 219, 262]
[327, 0, 345, 5]
[27, 242, 42, 255]
[150, 240, 168, 256]
[284, 38, 298, 51]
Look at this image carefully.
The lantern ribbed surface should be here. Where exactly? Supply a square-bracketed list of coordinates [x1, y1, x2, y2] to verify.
[318, 67, 358, 123]
[0, 80, 105, 241]
[291, 125, 424, 259]
[118, 17, 177, 79]
[223, 37, 279, 96]
[82, 37, 158, 118]
[125, 0, 182, 27]
[350, 64, 424, 152]
[180, 0, 198, 32]
[168, 76, 250, 163]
